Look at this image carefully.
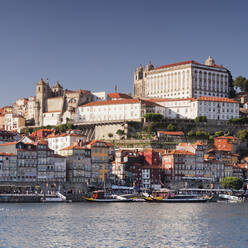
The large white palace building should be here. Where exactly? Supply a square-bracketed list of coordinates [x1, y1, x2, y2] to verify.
[134, 56, 231, 99]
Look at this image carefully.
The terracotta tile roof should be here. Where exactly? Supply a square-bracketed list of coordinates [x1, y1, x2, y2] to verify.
[0, 141, 19, 146]
[60, 145, 85, 151]
[87, 140, 113, 148]
[0, 152, 16, 156]
[47, 133, 85, 138]
[168, 150, 195, 156]
[80, 99, 141, 107]
[195, 96, 238, 103]
[158, 130, 184, 136]
[108, 93, 133, 99]
[153, 60, 226, 71]
[215, 136, 239, 140]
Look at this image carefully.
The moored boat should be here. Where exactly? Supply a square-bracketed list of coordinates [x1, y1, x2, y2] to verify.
[144, 190, 208, 203]
[82, 190, 133, 202]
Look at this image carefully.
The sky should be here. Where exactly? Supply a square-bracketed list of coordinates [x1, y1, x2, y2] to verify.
[0, 0, 247, 106]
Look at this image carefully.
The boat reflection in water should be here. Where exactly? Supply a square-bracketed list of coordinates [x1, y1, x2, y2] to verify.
[144, 189, 209, 203]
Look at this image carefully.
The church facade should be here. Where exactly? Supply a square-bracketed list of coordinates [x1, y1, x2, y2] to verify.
[34, 79, 94, 126]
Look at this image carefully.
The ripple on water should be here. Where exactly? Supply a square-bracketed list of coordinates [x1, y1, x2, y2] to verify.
[1, 203, 248, 247]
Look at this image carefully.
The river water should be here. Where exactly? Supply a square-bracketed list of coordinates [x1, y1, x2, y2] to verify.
[0, 202, 248, 248]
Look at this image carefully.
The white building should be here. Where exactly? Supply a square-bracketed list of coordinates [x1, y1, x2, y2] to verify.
[26, 96, 36, 120]
[134, 56, 231, 99]
[92, 91, 107, 101]
[150, 96, 239, 120]
[46, 132, 86, 154]
[4, 113, 25, 132]
[75, 99, 165, 123]
[43, 111, 62, 126]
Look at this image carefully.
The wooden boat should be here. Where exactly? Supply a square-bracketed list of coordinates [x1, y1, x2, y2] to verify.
[82, 190, 133, 202]
[144, 190, 208, 203]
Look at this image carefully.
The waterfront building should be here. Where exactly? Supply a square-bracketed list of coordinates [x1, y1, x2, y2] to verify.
[87, 140, 113, 185]
[60, 144, 91, 183]
[47, 130, 86, 154]
[134, 56, 232, 99]
[0, 152, 17, 182]
[54, 154, 67, 182]
[162, 150, 197, 182]
[0, 141, 66, 183]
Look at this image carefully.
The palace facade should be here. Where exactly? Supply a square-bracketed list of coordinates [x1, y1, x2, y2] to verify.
[134, 56, 232, 99]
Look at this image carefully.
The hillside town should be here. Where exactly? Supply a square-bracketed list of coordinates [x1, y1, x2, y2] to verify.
[1, 56, 248, 192]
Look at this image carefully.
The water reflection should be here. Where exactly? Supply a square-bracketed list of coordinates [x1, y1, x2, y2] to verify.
[1, 203, 248, 247]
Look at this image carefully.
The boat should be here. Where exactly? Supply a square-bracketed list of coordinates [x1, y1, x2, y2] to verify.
[82, 190, 133, 202]
[218, 194, 245, 203]
[143, 190, 208, 203]
[41, 192, 67, 203]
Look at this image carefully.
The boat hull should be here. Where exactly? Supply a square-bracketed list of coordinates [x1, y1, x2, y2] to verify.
[145, 198, 208, 203]
[82, 196, 133, 202]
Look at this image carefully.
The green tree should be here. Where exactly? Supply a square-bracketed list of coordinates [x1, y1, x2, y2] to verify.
[237, 129, 248, 140]
[233, 76, 248, 92]
[220, 177, 243, 190]
[195, 130, 209, 139]
[144, 113, 163, 122]
[195, 116, 207, 123]
[167, 123, 176, 131]
[215, 131, 224, 137]
[187, 130, 195, 137]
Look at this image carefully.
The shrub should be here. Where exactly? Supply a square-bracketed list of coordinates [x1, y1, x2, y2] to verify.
[144, 113, 163, 122]
[215, 131, 224, 137]
[167, 123, 176, 131]
[237, 130, 248, 140]
[195, 116, 207, 123]
[220, 177, 243, 190]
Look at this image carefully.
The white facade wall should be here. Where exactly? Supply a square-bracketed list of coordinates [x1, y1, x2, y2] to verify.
[145, 63, 229, 99]
[154, 99, 239, 120]
[47, 135, 86, 154]
[43, 112, 61, 126]
[76, 103, 142, 122]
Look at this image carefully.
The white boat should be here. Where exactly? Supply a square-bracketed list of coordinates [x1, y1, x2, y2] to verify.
[41, 192, 67, 203]
[219, 194, 244, 203]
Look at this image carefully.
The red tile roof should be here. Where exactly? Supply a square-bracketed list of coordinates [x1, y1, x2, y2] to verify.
[108, 93, 133, 99]
[60, 145, 86, 151]
[0, 141, 19, 146]
[168, 150, 195, 156]
[158, 130, 184, 136]
[0, 152, 16, 156]
[153, 60, 226, 71]
[79, 99, 161, 107]
[194, 96, 238, 103]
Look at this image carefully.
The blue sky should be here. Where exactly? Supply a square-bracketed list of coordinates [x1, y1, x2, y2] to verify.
[0, 0, 247, 105]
